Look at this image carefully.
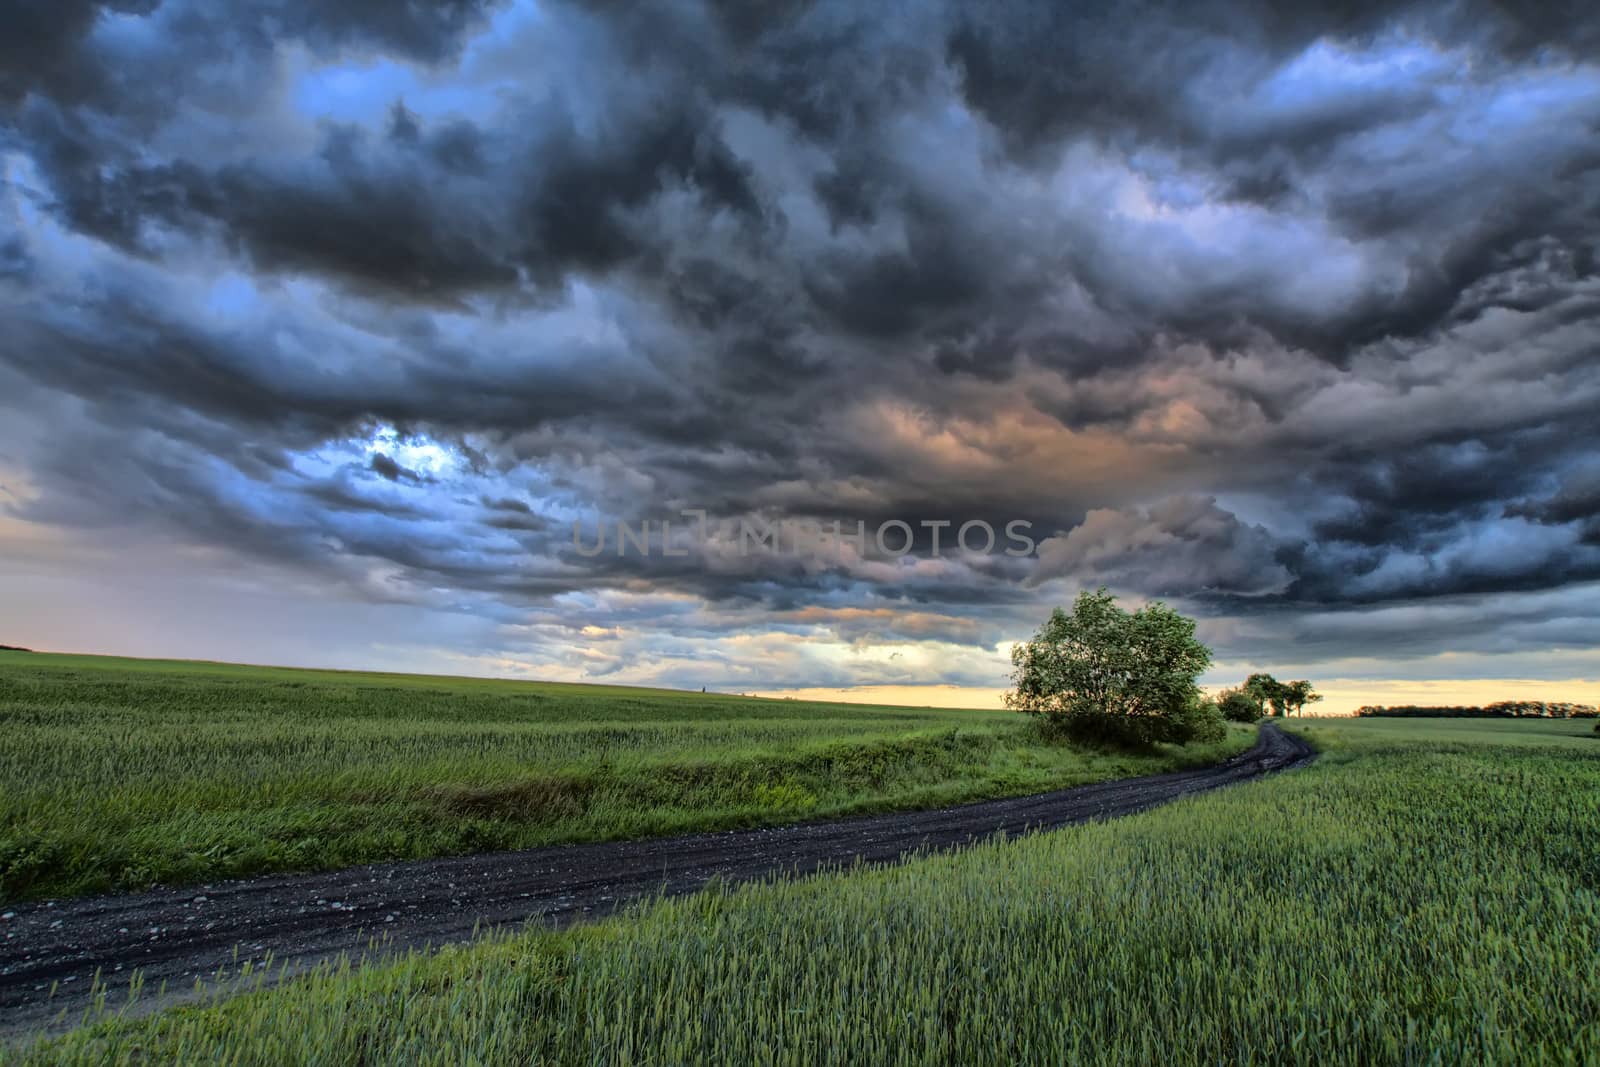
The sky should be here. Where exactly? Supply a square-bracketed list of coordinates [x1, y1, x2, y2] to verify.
[1, 0, 1599, 714]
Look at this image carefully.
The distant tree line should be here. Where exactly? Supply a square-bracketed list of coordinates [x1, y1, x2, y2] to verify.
[1354, 701, 1598, 719]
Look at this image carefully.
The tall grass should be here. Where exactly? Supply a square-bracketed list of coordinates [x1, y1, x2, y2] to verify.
[0, 652, 1250, 901]
[20, 716, 1599, 1065]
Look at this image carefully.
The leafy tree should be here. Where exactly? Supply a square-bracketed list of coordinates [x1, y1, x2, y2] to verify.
[1244, 673, 1288, 717]
[1282, 680, 1322, 716]
[1173, 694, 1229, 744]
[1217, 687, 1264, 723]
[1006, 589, 1219, 746]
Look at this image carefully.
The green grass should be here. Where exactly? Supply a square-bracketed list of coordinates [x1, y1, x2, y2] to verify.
[0, 651, 1252, 902]
[1293, 713, 1600, 750]
[20, 715, 1597, 1065]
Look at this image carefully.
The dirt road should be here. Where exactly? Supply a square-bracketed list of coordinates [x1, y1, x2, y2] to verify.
[1, 722, 1314, 1036]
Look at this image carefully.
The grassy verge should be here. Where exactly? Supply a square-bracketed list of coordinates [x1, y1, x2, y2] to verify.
[0, 652, 1252, 902]
[19, 715, 1597, 1065]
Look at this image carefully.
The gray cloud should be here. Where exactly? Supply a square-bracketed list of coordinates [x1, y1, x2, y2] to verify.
[1033, 497, 1294, 597]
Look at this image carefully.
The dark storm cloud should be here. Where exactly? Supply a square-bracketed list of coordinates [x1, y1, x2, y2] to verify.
[0, 0, 134, 106]
[1310, 439, 1558, 549]
[947, 0, 1600, 153]
[367, 452, 423, 483]
[1506, 467, 1600, 547]
[0, 0, 502, 106]
[12, 99, 764, 300]
[1507, 469, 1600, 528]
[1031, 496, 1293, 598]
[3, 0, 1600, 683]
[944, 0, 1600, 359]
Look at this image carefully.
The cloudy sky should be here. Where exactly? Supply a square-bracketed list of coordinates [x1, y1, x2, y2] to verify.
[2, 0, 1598, 712]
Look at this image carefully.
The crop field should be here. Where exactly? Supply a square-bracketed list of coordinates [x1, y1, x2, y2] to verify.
[14, 714, 1596, 1065]
[0, 652, 1252, 902]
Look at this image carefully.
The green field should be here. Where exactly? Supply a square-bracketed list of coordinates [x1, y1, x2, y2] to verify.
[18, 714, 1596, 1065]
[0, 651, 1252, 902]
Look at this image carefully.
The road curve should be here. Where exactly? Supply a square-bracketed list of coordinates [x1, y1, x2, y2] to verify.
[1, 722, 1314, 1036]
